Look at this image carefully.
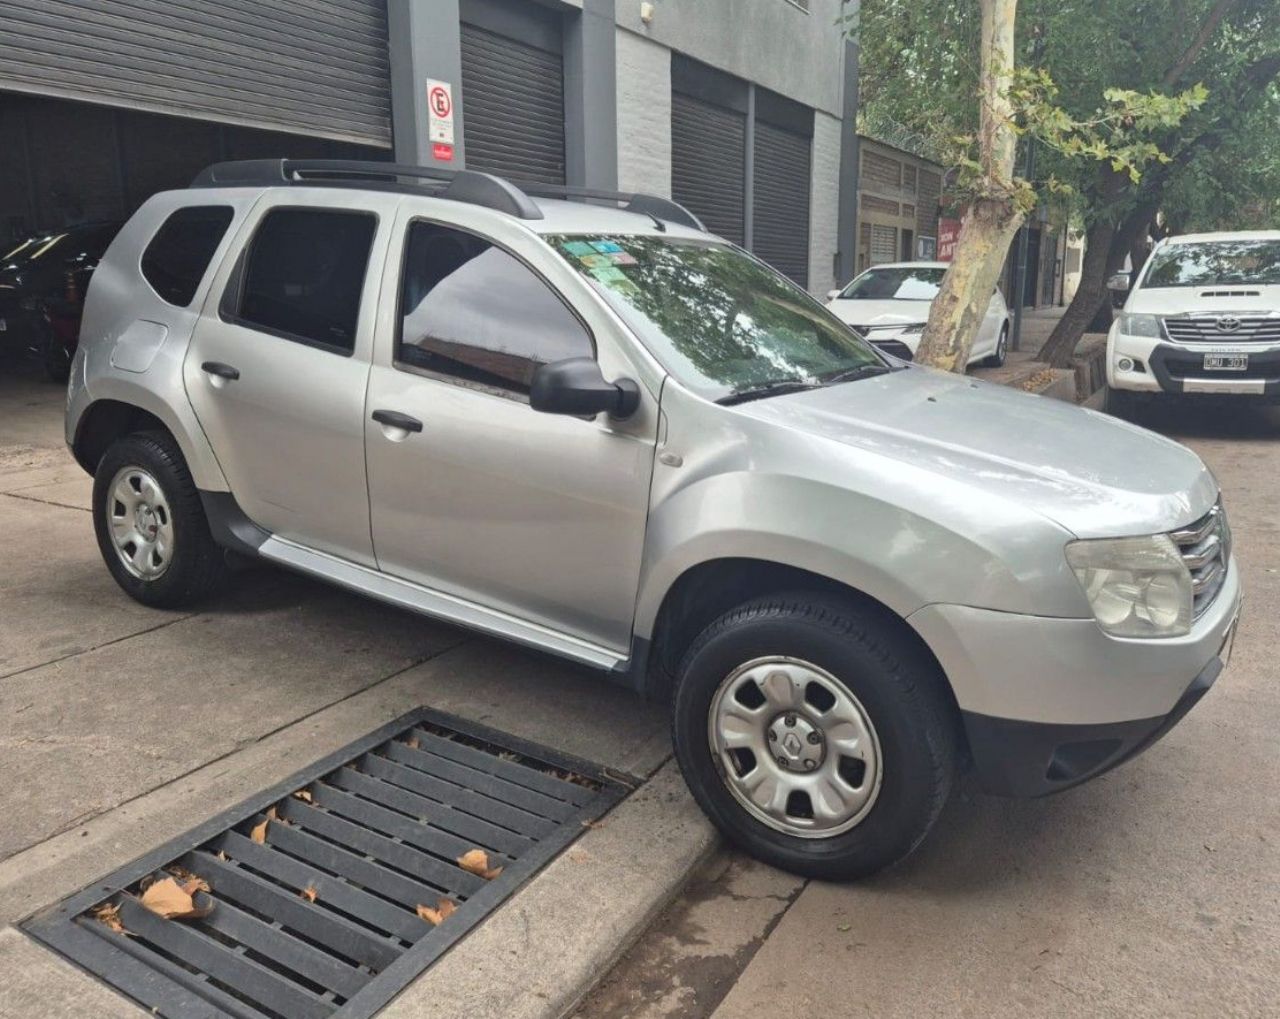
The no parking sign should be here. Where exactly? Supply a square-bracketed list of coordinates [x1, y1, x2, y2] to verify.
[427, 78, 454, 160]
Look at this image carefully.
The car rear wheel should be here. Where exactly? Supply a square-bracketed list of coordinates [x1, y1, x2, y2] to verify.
[983, 324, 1009, 367]
[671, 594, 960, 880]
[93, 431, 230, 607]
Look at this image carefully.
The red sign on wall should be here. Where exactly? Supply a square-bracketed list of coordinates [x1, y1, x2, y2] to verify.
[937, 218, 963, 262]
[432, 142, 454, 162]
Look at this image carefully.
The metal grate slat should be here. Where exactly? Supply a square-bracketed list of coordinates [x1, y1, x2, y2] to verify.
[24, 709, 629, 1019]
[362, 752, 558, 838]
[328, 765, 535, 857]
[277, 799, 484, 898]
[382, 738, 580, 821]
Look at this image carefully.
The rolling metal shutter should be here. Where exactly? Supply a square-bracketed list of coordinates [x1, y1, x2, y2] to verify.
[460, 20, 565, 184]
[0, 0, 391, 146]
[671, 93, 746, 246]
[753, 122, 812, 287]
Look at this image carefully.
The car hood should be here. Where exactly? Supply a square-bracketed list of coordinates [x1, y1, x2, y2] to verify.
[1128, 284, 1280, 315]
[736, 366, 1216, 537]
[826, 298, 932, 328]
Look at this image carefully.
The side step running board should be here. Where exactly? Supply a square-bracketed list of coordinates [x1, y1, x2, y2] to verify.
[258, 536, 627, 671]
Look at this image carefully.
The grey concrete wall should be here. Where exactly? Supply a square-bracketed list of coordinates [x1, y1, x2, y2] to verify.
[809, 110, 842, 297]
[388, 0, 464, 168]
[614, 0, 847, 118]
[615, 28, 672, 197]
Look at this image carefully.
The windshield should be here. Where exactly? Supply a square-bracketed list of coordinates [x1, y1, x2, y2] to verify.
[548, 234, 885, 400]
[1143, 240, 1280, 288]
[838, 265, 945, 300]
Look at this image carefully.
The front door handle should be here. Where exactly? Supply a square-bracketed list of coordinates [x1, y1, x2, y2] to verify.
[201, 361, 240, 381]
[371, 409, 423, 433]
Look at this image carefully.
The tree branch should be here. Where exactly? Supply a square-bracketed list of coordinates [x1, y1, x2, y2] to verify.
[1162, 0, 1238, 89]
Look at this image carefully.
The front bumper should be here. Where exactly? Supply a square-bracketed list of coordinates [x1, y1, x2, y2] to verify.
[909, 556, 1241, 797]
[1110, 331, 1280, 396]
[962, 650, 1225, 797]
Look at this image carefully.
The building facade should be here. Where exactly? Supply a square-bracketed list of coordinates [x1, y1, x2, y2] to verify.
[0, 0, 859, 295]
[851, 136, 944, 278]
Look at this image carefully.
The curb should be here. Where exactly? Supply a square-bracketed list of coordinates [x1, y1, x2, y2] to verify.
[378, 760, 719, 1019]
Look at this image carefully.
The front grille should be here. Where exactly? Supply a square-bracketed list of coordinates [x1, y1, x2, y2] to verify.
[1170, 501, 1231, 618]
[25, 709, 630, 1019]
[1163, 315, 1280, 344]
[872, 339, 915, 361]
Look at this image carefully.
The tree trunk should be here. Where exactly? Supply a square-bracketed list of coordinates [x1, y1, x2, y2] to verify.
[1039, 204, 1157, 367]
[914, 0, 1023, 372]
[1038, 220, 1115, 367]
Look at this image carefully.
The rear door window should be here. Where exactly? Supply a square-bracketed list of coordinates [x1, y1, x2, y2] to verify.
[141, 206, 234, 307]
[226, 208, 376, 354]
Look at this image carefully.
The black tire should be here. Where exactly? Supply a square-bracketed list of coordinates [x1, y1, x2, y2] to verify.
[671, 594, 960, 880]
[42, 332, 72, 383]
[983, 324, 1009, 367]
[93, 430, 230, 607]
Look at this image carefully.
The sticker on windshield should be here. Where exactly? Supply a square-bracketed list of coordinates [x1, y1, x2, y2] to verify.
[579, 253, 615, 268]
[609, 252, 638, 265]
[563, 241, 595, 257]
[590, 240, 623, 253]
[590, 266, 628, 284]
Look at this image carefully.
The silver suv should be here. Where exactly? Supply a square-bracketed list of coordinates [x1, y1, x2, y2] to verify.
[67, 160, 1241, 879]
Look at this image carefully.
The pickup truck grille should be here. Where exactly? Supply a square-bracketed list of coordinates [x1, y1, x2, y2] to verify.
[1170, 500, 1230, 618]
[1163, 315, 1280, 344]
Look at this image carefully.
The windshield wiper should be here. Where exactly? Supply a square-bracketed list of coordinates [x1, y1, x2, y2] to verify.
[822, 363, 897, 386]
[716, 380, 821, 405]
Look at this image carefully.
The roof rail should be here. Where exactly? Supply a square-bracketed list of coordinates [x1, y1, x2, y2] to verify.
[189, 159, 543, 221]
[514, 183, 705, 231]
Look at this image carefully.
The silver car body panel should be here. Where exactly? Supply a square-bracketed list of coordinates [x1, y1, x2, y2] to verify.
[72, 184, 1240, 735]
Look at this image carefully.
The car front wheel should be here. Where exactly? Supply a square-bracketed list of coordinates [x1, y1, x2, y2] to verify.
[671, 594, 959, 880]
[93, 431, 230, 607]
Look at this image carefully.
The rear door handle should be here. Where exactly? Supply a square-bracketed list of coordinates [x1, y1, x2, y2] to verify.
[201, 361, 240, 381]
[371, 409, 423, 433]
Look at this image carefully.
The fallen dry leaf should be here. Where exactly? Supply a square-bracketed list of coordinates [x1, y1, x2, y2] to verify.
[416, 898, 457, 926]
[216, 850, 229, 862]
[293, 789, 314, 804]
[250, 818, 269, 845]
[93, 902, 130, 936]
[139, 876, 213, 921]
[300, 886, 318, 903]
[404, 736, 420, 750]
[456, 849, 503, 880]
[581, 819, 605, 830]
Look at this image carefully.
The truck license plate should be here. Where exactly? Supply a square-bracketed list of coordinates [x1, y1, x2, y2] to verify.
[1204, 353, 1247, 371]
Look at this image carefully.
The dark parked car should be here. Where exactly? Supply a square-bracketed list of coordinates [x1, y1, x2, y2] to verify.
[0, 221, 121, 379]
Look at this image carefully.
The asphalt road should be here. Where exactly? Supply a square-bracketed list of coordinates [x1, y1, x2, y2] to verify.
[582, 397, 1280, 1019]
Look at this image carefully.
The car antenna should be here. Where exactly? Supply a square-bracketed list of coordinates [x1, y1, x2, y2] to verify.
[646, 212, 667, 232]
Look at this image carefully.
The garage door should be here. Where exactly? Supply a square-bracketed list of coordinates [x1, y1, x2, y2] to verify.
[0, 0, 391, 146]
[671, 93, 746, 246]
[460, 3, 565, 185]
[871, 224, 898, 266]
[752, 121, 812, 287]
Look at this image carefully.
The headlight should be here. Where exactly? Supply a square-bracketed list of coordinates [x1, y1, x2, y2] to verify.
[900, 322, 926, 334]
[1117, 312, 1161, 338]
[1065, 534, 1192, 638]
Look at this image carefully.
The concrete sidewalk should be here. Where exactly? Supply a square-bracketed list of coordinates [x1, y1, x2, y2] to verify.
[0, 363, 715, 1019]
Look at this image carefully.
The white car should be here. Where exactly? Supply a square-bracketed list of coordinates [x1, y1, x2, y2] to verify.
[1107, 230, 1280, 415]
[826, 261, 1010, 367]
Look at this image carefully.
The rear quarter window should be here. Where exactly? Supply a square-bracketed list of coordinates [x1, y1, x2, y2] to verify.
[141, 206, 235, 307]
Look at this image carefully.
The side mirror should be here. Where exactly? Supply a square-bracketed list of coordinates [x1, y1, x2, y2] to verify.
[530, 357, 641, 420]
[1106, 272, 1129, 290]
[826, 289, 842, 300]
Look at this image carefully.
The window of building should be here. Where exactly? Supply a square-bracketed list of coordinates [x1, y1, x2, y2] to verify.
[228, 208, 376, 353]
[141, 205, 234, 307]
[397, 221, 593, 397]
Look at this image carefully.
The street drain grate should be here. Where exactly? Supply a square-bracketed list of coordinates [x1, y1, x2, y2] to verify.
[23, 709, 633, 1019]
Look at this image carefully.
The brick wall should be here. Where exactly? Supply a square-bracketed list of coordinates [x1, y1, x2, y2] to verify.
[615, 29, 672, 198]
[807, 111, 841, 296]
